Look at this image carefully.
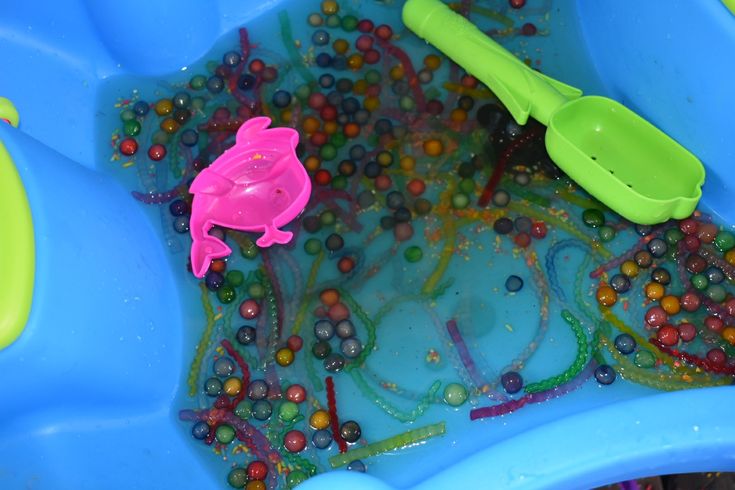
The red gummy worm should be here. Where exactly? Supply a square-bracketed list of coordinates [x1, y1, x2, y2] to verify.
[326, 376, 348, 453]
[478, 126, 543, 207]
[221, 339, 252, 405]
[470, 395, 531, 420]
[377, 39, 426, 112]
[227, 29, 251, 95]
[649, 338, 735, 376]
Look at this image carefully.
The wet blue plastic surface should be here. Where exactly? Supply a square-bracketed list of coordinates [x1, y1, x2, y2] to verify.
[1, 1, 734, 489]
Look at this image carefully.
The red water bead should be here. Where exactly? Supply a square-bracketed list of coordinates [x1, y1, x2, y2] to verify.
[239, 299, 260, 319]
[210, 259, 226, 273]
[355, 34, 374, 52]
[308, 92, 327, 110]
[313, 305, 328, 318]
[645, 306, 668, 327]
[531, 221, 548, 239]
[514, 232, 531, 248]
[726, 297, 735, 316]
[657, 324, 679, 346]
[521, 22, 537, 36]
[237, 105, 253, 119]
[215, 64, 232, 78]
[394, 222, 414, 242]
[509, 0, 526, 7]
[213, 107, 231, 121]
[247, 461, 268, 481]
[314, 169, 332, 186]
[697, 222, 718, 243]
[366, 84, 381, 97]
[284, 430, 306, 452]
[407, 179, 426, 197]
[707, 348, 727, 365]
[249, 58, 265, 73]
[310, 132, 328, 146]
[374, 24, 393, 40]
[320, 104, 338, 121]
[337, 256, 356, 274]
[357, 19, 374, 33]
[374, 174, 392, 191]
[680, 291, 701, 312]
[426, 99, 444, 115]
[148, 144, 167, 161]
[285, 384, 307, 403]
[328, 302, 350, 322]
[683, 235, 701, 253]
[287, 335, 303, 352]
[364, 49, 381, 65]
[679, 217, 699, 235]
[705, 315, 724, 333]
[119, 138, 138, 156]
[460, 75, 478, 88]
[262, 66, 278, 83]
[678, 322, 697, 342]
[685, 254, 707, 274]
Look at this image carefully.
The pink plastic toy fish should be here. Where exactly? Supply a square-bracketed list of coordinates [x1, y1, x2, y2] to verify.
[189, 117, 311, 278]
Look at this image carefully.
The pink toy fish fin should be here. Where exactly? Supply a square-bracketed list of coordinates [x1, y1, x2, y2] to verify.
[189, 170, 235, 195]
[236, 117, 272, 146]
[190, 237, 232, 278]
[255, 225, 293, 248]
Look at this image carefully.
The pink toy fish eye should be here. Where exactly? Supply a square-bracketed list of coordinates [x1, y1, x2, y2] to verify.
[188, 117, 311, 278]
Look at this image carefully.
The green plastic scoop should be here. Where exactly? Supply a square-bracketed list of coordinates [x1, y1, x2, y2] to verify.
[403, 0, 705, 224]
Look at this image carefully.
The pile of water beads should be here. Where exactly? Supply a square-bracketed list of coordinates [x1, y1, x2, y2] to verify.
[107, 0, 734, 488]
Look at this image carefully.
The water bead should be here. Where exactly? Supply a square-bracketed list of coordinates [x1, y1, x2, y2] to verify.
[651, 267, 671, 285]
[715, 231, 735, 252]
[174, 106, 191, 122]
[665, 227, 685, 244]
[173, 216, 189, 233]
[320, 210, 336, 226]
[443, 383, 468, 407]
[248, 380, 269, 401]
[393, 222, 414, 242]
[304, 238, 322, 256]
[181, 129, 199, 147]
[596, 285, 617, 306]
[340, 421, 362, 443]
[341, 338, 362, 358]
[492, 189, 510, 207]
[205, 271, 225, 291]
[660, 295, 681, 315]
[335, 319, 355, 339]
[609, 274, 631, 294]
[644, 282, 664, 300]
[279, 401, 299, 422]
[404, 245, 423, 263]
[683, 234, 701, 252]
[705, 316, 724, 333]
[215, 424, 236, 445]
[287, 470, 307, 488]
[223, 377, 242, 396]
[310, 409, 331, 430]
[192, 421, 210, 440]
[119, 138, 138, 156]
[691, 273, 708, 290]
[505, 275, 524, 292]
[239, 299, 260, 319]
[452, 193, 470, 209]
[634, 350, 656, 368]
[312, 341, 332, 360]
[414, 198, 433, 215]
[308, 12, 323, 26]
[246, 482, 265, 490]
[493, 217, 514, 234]
[148, 144, 167, 161]
[531, 221, 547, 239]
[276, 348, 295, 367]
[284, 430, 307, 453]
[314, 320, 335, 341]
[645, 306, 668, 327]
[678, 322, 697, 342]
[685, 254, 706, 274]
[214, 357, 235, 377]
[657, 325, 679, 346]
[634, 250, 653, 268]
[252, 400, 273, 421]
[582, 208, 605, 228]
[501, 371, 523, 394]
[312, 429, 333, 449]
[341, 14, 358, 31]
[707, 348, 727, 365]
[697, 222, 718, 243]
[680, 291, 701, 312]
[510, 0, 526, 8]
[286, 384, 307, 403]
[635, 224, 653, 236]
[325, 233, 345, 252]
[706, 284, 727, 303]
[594, 365, 616, 385]
[705, 266, 725, 284]
[324, 353, 345, 372]
[123, 119, 141, 137]
[614, 333, 636, 354]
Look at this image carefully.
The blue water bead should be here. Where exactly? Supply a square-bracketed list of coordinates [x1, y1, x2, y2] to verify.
[609, 274, 631, 293]
[223, 50, 241, 66]
[393, 206, 412, 223]
[705, 266, 725, 284]
[206, 75, 224, 93]
[192, 421, 210, 440]
[236, 326, 256, 345]
[312, 29, 330, 45]
[341, 97, 360, 115]
[272, 90, 292, 109]
[346, 460, 366, 473]
[205, 271, 225, 291]
[595, 365, 616, 385]
[505, 275, 524, 292]
[169, 199, 188, 217]
[635, 224, 653, 236]
[238, 74, 256, 91]
[315, 53, 332, 68]
[336, 78, 353, 93]
[349, 144, 366, 160]
[340, 338, 362, 358]
[335, 319, 355, 339]
[132, 100, 150, 116]
[386, 191, 405, 210]
[172, 91, 191, 109]
[614, 333, 636, 355]
[214, 357, 235, 377]
[173, 216, 189, 233]
[204, 377, 223, 396]
[252, 400, 272, 421]
[647, 238, 668, 258]
[514, 216, 532, 233]
[501, 371, 523, 394]
[247, 379, 269, 400]
[327, 91, 342, 106]
[314, 320, 335, 341]
[324, 353, 345, 372]
[319, 73, 335, 89]
[363, 161, 381, 178]
[353, 109, 370, 125]
[180, 129, 199, 147]
[312, 429, 333, 449]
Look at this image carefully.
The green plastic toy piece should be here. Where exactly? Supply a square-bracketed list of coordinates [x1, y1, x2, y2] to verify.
[403, 0, 705, 224]
[0, 98, 33, 350]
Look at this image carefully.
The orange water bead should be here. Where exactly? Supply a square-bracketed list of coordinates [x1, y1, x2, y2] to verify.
[320, 288, 340, 306]
[309, 410, 330, 430]
[407, 178, 426, 196]
[424, 54, 441, 71]
[389, 64, 405, 80]
[245, 481, 266, 490]
[596, 285, 617, 307]
[338, 256, 356, 274]
[281, 109, 292, 122]
[353, 79, 368, 95]
[645, 282, 665, 301]
[323, 120, 338, 134]
[364, 96, 380, 112]
[423, 139, 444, 157]
[321, 0, 339, 14]
[276, 348, 295, 367]
[210, 259, 226, 273]
[347, 53, 364, 70]
[620, 260, 639, 278]
[399, 155, 416, 171]
[160, 117, 179, 134]
[723, 327, 735, 345]
[223, 377, 242, 396]
[332, 38, 349, 54]
[450, 108, 468, 123]
[302, 116, 320, 134]
[461, 74, 478, 88]
[660, 295, 681, 315]
[154, 99, 173, 116]
[343, 122, 360, 138]
[304, 156, 321, 172]
[726, 249, 735, 266]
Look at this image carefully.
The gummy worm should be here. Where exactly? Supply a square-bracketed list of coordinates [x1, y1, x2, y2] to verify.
[221, 339, 251, 405]
[422, 215, 457, 295]
[326, 376, 348, 453]
[278, 11, 316, 85]
[187, 283, 216, 396]
[328, 422, 447, 468]
[446, 319, 488, 393]
[339, 290, 377, 370]
[590, 233, 657, 278]
[291, 250, 324, 336]
[699, 246, 735, 282]
[350, 370, 440, 423]
[649, 338, 735, 376]
[377, 38, 426, 112]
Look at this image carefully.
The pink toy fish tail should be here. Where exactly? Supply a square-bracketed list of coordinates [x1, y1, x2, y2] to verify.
[190, 237, 232, 278]
[256, 225, 293, 247]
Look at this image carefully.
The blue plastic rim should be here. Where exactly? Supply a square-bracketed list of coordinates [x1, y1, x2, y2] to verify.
[1, 1, 735, 489]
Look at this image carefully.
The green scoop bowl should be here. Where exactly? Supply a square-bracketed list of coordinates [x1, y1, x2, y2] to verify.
[403, 0, 705, 224]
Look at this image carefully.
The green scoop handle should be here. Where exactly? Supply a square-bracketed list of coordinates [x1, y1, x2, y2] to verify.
[402, 0, 583, 126]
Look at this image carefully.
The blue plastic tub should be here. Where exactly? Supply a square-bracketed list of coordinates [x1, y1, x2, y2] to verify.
[1, 1, 735, 489]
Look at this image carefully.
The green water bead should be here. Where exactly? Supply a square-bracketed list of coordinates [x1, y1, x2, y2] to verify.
[365, 69, 382, 84]
[376, 151, 393, 167]
[152, 130, 170, 145]
[399, 95, 415, 111]
[287, 470, 308, 488]
[215, 424, 236, 444]
[217, 285, 236, 304]
[443, 383, 468, 407]
[691, 273, 709, 291]
[119, 109, 136, 122]
[279, 401, 300, 422]
[190, 96, 206, 111]
[227, 468, 248, 488]
[226, 270, 244, 287]
[234, 400, 252, 419]
[331, 174, 348, 190]
[295, 84, 311, 100]
[706, 284, 727, 303]
[325, 14, 341, 27]
[206, 60, 218, 74]
[341, 14, 358, 31]
[715, 231, 735, 252]
[248, 283, 266, 299]
[320, 210, 336, 226]
[123, 119, 141, 136]
[240, 241, 259, 259]
[664, 228, 684, 245]
[582, 208, 605, 228]
[458, 178, 475, 195]
[634, 350, 656, 369]
[304, 238, 322, 255]
[404, 246, 423, 263]
[319, 143, 337, 161]
[190, 74, 207, 90]
[598, 225, 616, 242]
[330, 133, 347, 148]
[452, 193, 470, 209]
